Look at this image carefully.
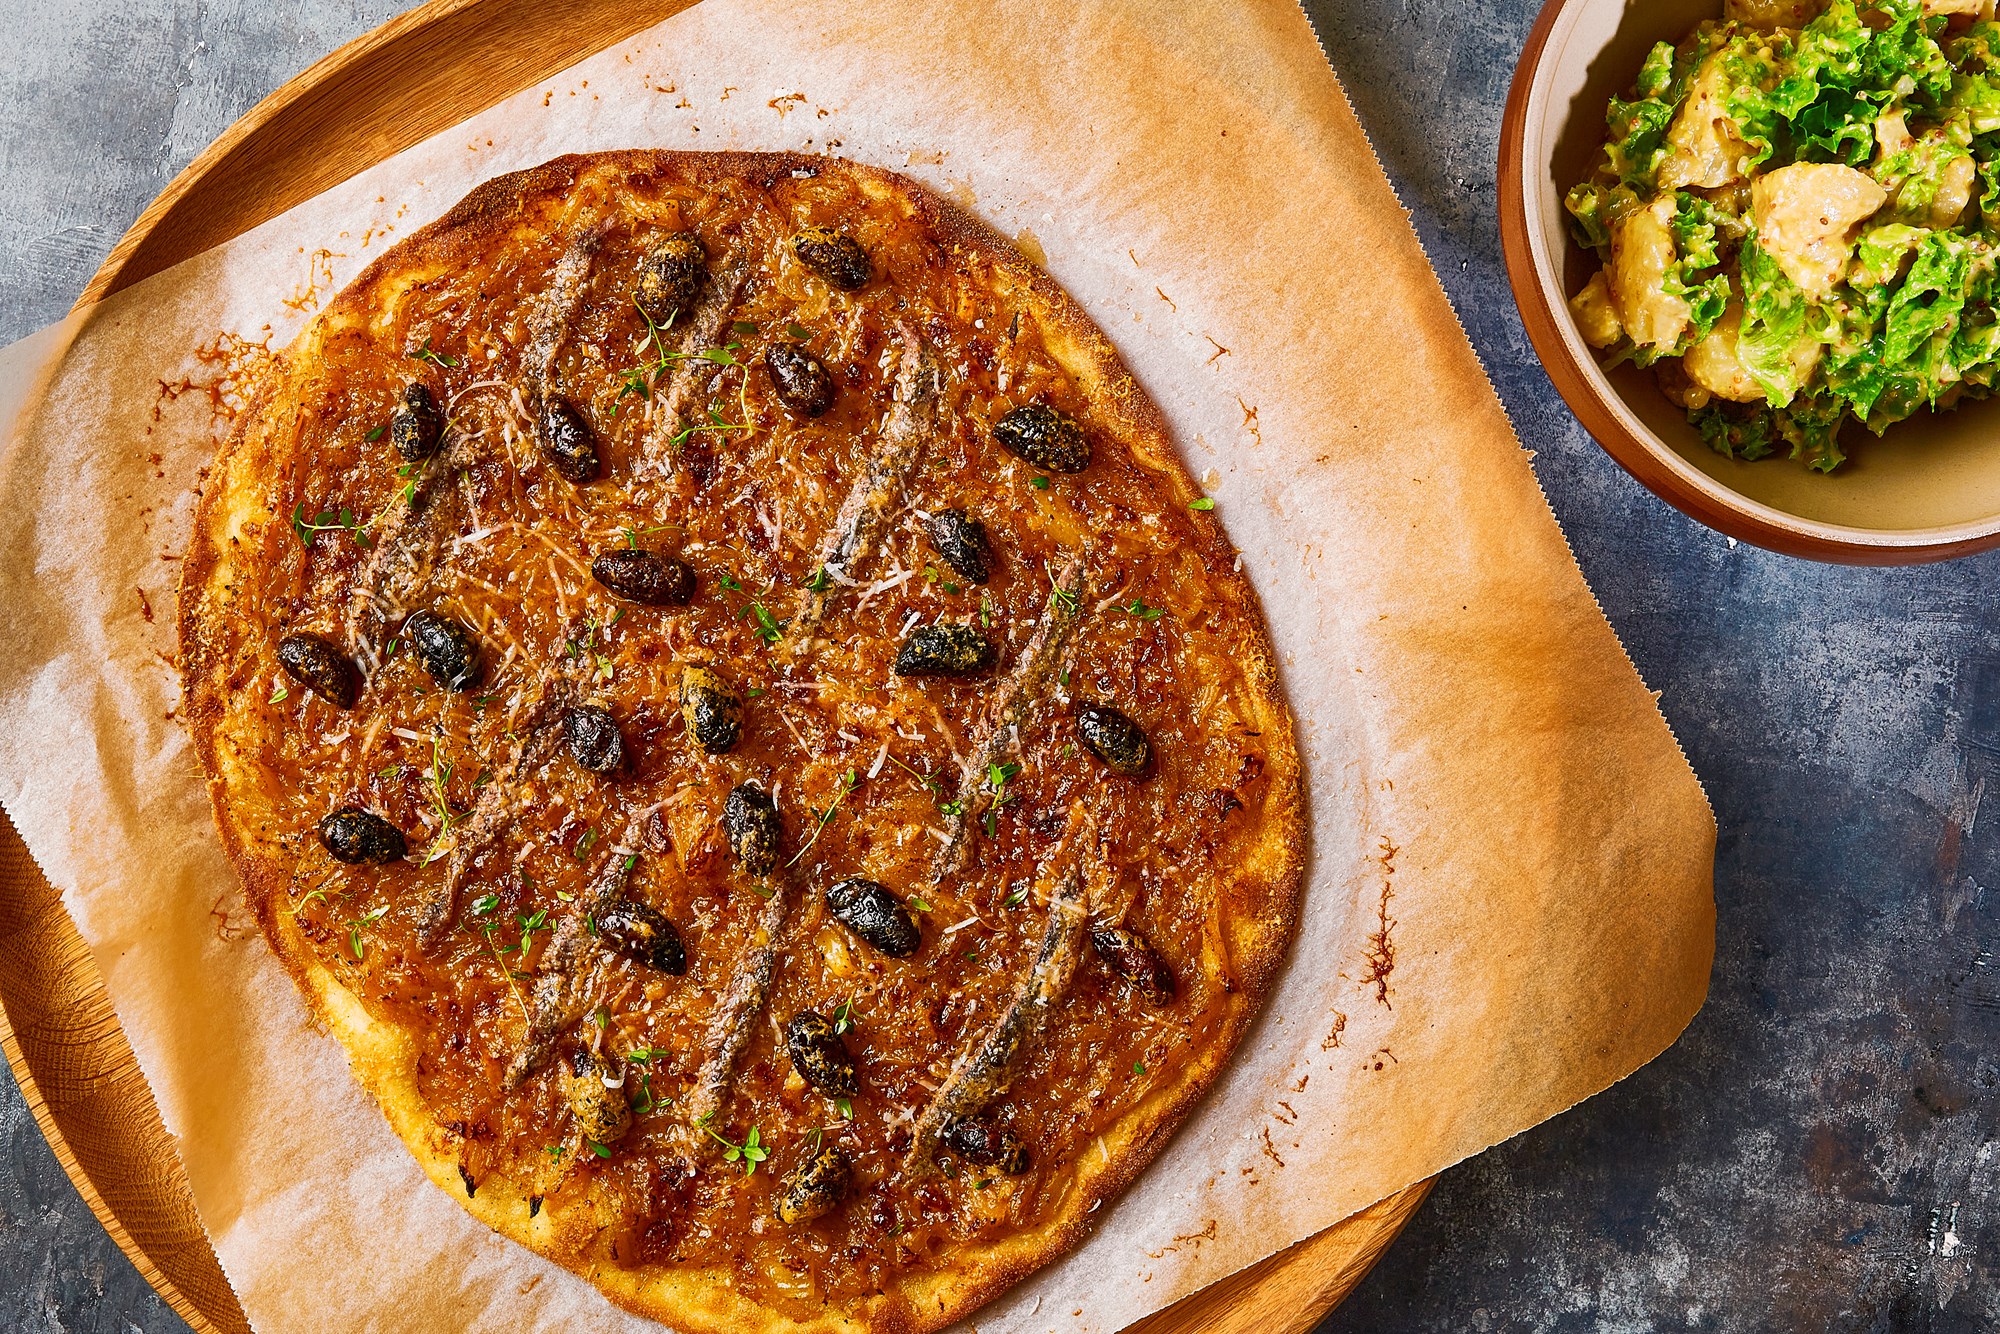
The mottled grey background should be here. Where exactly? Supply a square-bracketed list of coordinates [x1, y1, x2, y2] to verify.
[1, 1, 1993, 1330]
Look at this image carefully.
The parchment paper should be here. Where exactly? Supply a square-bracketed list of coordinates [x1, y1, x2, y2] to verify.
[0, 1, 1717, 1329]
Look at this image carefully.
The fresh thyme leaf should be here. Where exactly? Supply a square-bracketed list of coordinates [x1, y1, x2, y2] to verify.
[291, 501, 374, 548]
[910, 896, 933, 913]
[1190, 497, 1215, 511]
[574, 827, 598, 860]
[1030, 476, 1050, 490]
[1134, 1060, 1147, 1074]
[832, 996, 855, 1034]
[469, 894, 500, 916]
[408, 337, 459, 368]
[699, 1121, 769, 1176]
[836, 1096, 853, 1119]
[785, 322, 813, 340]
[718, 572, 743, 591]
[269, 682, 289, 704]
[1123, 599, 1165, 621]
[786, 769, 860, 868]
[748, 602, 783, 645]
[589, 1141, 612, 1159]
[367, 423, 387, 441]
[732, 320, 759, 337]
[803, 565, 832, 593]
[668, 405, 750, 447]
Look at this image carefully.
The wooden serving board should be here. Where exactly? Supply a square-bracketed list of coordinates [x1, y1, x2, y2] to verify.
[5, 1, 1432, 1328]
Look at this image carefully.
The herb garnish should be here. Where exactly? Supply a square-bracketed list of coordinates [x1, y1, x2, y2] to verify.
[743, 602, 783, 645]
[668, 405, 751, 448]
[697, 1114, 770, 1175]
[408, 337, 459, 368]
[1122, 599, 1165, 621]
[615, 300, 743, 408]
[366, 423, 388, 442]
[291, 502, 373, 548]
[788, 769, 860, 867]
[621, 522, 674, 549]
[1029, 476, 1050, 490]
[785, 322, 813, 340]
[269, 682, 289, 704]
[832, 996, 856, 1034]
[981, 761, 1022, 837]
[347, 905, 388, 961]
[1190, 497, 1215, 511]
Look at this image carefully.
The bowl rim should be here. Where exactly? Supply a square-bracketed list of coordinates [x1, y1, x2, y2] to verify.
[1499, 0, 2000, 566]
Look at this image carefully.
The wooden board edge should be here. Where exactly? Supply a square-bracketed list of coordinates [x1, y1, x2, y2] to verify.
[0, 810, 248, 1333]
[76, 0, 699, 307]
[1128, 1180, 1432, 1334]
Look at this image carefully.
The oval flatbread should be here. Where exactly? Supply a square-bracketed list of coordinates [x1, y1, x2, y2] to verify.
[179, 150, 1303, 1333]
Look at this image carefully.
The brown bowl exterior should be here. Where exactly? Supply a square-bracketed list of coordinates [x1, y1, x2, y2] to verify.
[1500, 0, 2000, 564]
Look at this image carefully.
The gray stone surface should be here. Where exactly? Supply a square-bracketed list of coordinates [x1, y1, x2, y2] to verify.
[2, 1, 1994, 1330]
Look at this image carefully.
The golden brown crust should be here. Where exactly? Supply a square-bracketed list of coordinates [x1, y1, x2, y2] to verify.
[180, 151, 1302, 1333]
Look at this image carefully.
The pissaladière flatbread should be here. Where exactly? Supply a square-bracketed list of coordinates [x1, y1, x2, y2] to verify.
[179, 151, 1303, 1333]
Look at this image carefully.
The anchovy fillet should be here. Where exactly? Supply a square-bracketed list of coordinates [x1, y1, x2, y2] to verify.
[413, 666, 583, 951]
[906, 863, 1089, 1170]
[679, 879, 795, 1132]
[793, 325, 940, 635]
[346, 224, 607, 659]
[527, 221, 613, 394]
[651, 258, 751, 462]
[342, 453, 469, 657]
[503, 812, 649, 1089]
[929, 559, 1087, 884]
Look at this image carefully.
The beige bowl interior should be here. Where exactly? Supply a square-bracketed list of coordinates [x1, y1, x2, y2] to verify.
[1521, 0, 2000, 547]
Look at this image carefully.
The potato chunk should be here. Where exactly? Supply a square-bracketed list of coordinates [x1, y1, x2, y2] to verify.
[1609, 199, 1691, 351]
[1723, 0, 1829, 27]
[1570, 270, 1625, 349]
[1682, 301, 1765, 403]
[1750, 163, 1888, 297]
[1658, 58, 1753, 192]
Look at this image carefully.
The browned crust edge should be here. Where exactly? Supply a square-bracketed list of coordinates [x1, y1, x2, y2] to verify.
[177, 150, 1306, 1334]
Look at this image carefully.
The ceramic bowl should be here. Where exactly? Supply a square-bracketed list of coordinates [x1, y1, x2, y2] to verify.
[1500, 0, 2000, 563]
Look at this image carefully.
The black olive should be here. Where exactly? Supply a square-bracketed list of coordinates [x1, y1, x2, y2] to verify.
[389, 382, 444, 462]
[724, 783, 781, 875]
[993, 403, 1091, 473]
[564, 1049, 632, 1145]
[1090, 925, 1175, 1002]
[765, 343, 836, 418]
[775, 1145, 850, 1224]
[941, 1116, 1031, 1175]
[893, 624, 997, 677]
[1077, 703, 1151, 778]
[539, 397, 600, 484]
[634, 233, 707, 324]
[923, 509, 991, 585]
[680, 664, 742, 753]
[597, 899, 687, 975]
[318, 807, 406, 864]
[564, 704, 624, 773]
[785, 1010, 859, 1096]
[403, 610, 480, 692]
[825, 878, 920, 957]
[590, 549, 695, 606]
[792, 226, 871, 290]
[276, 632, 359, 708]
